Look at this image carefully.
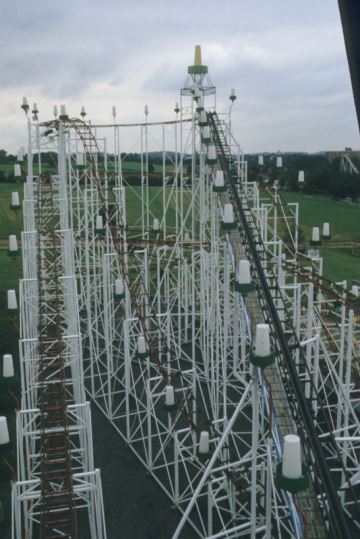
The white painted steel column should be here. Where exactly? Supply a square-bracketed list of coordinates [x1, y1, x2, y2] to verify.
[250, 372, 259, 539]
[305, 283, 314, 399]
[172, 381, 253, 539]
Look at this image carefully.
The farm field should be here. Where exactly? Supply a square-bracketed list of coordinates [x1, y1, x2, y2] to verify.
[0, 159, 174, 178]
[1, 182, 359, 286]
[0, 183, 23, 239]
[0, 182, 23, 361]
[0, 184, 22, 534]
[282, 191, 360, 284]
[124, 185, 190, 229]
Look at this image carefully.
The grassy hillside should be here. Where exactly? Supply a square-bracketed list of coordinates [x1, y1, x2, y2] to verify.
[0, 184, 23, 239]
[0, 185, 22, 536]
[124, 185, 185, 229]
[282, 191, 360, 283]
[282, 192, 360, 240]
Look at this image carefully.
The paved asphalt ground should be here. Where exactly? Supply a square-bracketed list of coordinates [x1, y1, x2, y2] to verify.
[91, 404, 196, 539]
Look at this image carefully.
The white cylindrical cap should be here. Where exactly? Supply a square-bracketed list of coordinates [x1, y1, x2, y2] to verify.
[153, 218, 160, 231]
[199, 431, 210, 454]
[202, 125, 210, 139]
[14, 164, 21, 177]
[255, 324, 271, 357]
[322, 222, 330, 237]
[112, 106, 116, 117]
[208, 145, 216, 161]
[32, 102, 38, 113]
[184, 232, 191, 242]
[258, 155, 264, 166]
[312, 227, 320, 242]
[3, 354, 14, 378]
[7, 290, 17, 310]
[60, 104, 67, 116]
[165, 385, 175, 406]
[276, 156, 282, 168]
[9, 235, 18, 252]
[223, 203, 234, 224]
[199, 110, 207, 124]
[237, 259, 251, 285]
[11, 192, 20, 206]
[81, 105, 86, 115]
[298, 170, 305, 183]
[137, 335, 147, 355]
[215, 170, 224, 187]
[230, 88, 236, 99]
[0, 417, 10, 446]
[115, 277, 124, 296]
[53, 105, 58, 118]
[197, 96, 204, 108]
[96, 215, 103, 230]
[76, 153, 84, 166]
[282, 434, 302, 479]
[22, 97, 28, 107]
[17, 149, 24, 162]
[193, 88, 201, 100]
[351, 285, 359, 297]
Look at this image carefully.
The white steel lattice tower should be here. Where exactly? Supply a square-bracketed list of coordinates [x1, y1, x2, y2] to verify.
[13, 109, 106, 539]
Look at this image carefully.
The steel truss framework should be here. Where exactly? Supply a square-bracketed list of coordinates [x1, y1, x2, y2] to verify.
[13, 165, 106, 537]
[208, 112, 360, 536]
[256, 185, 360, 522]
[16, 59, 360, 538]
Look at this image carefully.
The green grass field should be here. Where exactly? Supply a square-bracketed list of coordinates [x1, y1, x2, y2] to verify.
[0, 162, 55, 177]
[0, 163, 17, 175]
[124, 185, 185, 229]
[282, 191, 360, 283]
[0, 251, 21, 537]
[0, 183, 23, 239]
[0, 160, 173, 181]
[117, 161, 171, 174]
[0, 185, 22, 533]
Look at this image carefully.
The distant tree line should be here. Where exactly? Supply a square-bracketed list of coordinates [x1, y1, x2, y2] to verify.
[0, 148, 188, 183]
[2, 146, 359, 199]
[0, 149, 163, 182]
[247, 153, 360, 201]
[0, 149, 16, 162]
[0, 149, 18, 182]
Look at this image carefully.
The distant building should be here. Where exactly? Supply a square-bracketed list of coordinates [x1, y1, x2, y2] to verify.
[325, 148, 360, 162]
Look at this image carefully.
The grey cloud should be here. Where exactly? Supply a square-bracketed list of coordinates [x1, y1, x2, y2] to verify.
[0, 48, 123, 97]
[0, 0, 359, 152]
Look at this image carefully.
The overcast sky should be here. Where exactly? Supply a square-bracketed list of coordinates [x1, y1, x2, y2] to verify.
[1, 0, 359, 153]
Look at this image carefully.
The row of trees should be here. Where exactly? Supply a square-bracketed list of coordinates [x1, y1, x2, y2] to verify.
[247, 154, 360, 201]
[0, 150, 158, 182]
[1, 148, 359, 199]
[0, 149, 17, 163]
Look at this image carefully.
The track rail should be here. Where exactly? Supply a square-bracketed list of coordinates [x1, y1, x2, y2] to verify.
[36, 173, 78, 538]
[67, 118, 258, 504]
[208, 111, 359, 538]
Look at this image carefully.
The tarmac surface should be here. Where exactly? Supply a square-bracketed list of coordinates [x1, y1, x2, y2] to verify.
[91, 403, 196, 539]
